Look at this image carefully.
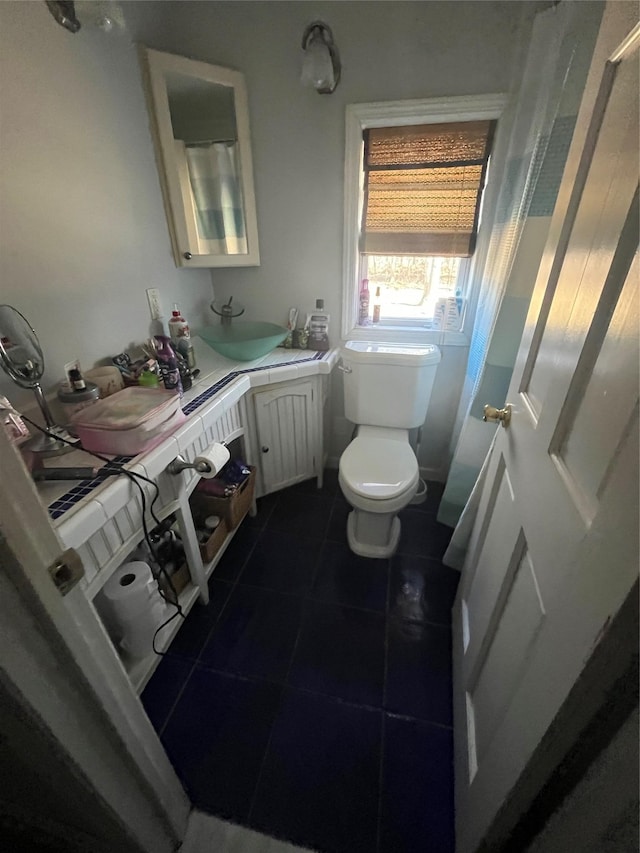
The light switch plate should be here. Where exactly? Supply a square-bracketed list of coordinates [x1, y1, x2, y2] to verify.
[146, 288, 162, 320]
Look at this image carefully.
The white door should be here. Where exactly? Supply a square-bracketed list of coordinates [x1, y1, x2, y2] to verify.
[0, 425, 189, 852]
[452, 6, 640, 852]
[254, 379, 318, 494]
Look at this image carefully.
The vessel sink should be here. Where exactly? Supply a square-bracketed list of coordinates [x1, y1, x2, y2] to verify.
[197, 321, 289, 362]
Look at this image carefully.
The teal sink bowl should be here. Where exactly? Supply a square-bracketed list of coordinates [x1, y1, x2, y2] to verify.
[197, 321, 289, 362]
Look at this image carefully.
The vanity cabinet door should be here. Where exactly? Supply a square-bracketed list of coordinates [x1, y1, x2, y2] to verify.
[253, 379, 320, 495]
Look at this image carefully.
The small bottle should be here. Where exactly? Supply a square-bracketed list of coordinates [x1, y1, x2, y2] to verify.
[68, 367, 86, 391]
[168, 304, 190, 344]
[175, 349, 192, 391]
[175, 337, 196, 370]
[308, 299, 330, 351]
[154, 335, 183, 397]
[358, 279, 370, 325]
[372, 286, 381, 324]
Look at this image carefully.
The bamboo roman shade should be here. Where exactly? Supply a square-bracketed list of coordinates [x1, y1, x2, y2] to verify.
[361, 120, 495, 257]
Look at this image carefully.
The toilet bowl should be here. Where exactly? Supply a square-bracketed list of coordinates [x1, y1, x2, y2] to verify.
[339, 427, 419, 558]
[337, 340, 441, 558]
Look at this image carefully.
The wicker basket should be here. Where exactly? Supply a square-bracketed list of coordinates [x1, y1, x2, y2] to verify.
[192, 466, 256, 532]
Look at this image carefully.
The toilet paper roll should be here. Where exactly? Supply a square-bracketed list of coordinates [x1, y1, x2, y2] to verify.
[101, 561, 166, 659]
[103, 561, 155, 607]
[194, 442, 230, 479]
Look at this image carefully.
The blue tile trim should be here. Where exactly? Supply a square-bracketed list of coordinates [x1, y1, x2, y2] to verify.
[47, 352, 327, 520]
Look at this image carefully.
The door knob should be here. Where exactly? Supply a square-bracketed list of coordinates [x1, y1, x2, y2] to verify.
[483, 403, 512, 428]
[261, 446, 269, 453]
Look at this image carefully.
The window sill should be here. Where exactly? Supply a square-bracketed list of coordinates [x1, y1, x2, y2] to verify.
[344, 324, 470, 347]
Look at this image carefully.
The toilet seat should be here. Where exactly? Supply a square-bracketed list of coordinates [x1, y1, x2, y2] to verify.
[340, 436, 419, 500]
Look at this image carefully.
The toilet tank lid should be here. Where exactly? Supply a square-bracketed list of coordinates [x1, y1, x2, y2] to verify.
[343, 341, 441, 367]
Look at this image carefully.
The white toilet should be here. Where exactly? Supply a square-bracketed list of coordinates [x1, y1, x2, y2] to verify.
[338, 341, 441, 559]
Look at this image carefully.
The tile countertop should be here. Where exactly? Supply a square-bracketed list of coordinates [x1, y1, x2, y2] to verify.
[39, 339, 338, 528]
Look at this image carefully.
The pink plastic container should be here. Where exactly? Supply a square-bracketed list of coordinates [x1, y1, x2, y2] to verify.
[70, 387, 185, 456]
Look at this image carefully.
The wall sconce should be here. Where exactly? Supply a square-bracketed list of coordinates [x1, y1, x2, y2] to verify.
[44, 0, 126, 34]
[45, 1, 81, 33]
[301, 21, 341, 94]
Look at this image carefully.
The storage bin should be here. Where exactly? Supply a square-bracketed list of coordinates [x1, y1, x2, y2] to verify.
[197, 518, 228, 563]
[156, 561, 191, 605]
[192, 466, 256, 531]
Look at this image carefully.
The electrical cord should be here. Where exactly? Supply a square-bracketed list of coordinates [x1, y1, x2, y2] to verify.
[20, 416, 187, 655]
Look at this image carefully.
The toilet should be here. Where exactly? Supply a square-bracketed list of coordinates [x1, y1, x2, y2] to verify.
[338, 341, 441, 558]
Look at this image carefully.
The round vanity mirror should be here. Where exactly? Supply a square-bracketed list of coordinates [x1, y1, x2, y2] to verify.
[0, 305, 45, 387]
[0, 304, 73, 455]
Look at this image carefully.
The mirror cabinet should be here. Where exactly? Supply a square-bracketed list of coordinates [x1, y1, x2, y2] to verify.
[139, 47, 260, 268]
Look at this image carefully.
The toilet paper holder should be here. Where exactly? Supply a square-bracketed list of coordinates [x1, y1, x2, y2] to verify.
[167, 442, 228, 477]
[167, 455, 212, 476]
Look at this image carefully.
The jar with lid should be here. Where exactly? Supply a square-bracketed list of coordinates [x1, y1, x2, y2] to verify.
[57, 382, 100, 431]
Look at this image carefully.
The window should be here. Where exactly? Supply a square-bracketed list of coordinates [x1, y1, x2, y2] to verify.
[342, 95, 506, 341]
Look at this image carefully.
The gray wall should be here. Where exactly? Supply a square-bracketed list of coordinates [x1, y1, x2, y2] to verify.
[126, 1, 536, 329]
[125, 0, 541, 479]
[0, 2, 213, 407]
[1, 1, 541, 479]
[526, 707, 639, 853]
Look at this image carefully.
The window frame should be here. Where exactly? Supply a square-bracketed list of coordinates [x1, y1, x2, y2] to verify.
[342, 94, 508, 345]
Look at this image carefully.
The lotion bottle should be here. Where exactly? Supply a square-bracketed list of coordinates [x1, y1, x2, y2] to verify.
[308, 299, 330, 351]
[168, 304, 190, 343]
[372, 286, 381, 324]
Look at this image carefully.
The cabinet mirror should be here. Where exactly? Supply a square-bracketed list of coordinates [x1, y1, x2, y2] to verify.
[139, 47, 260, 268]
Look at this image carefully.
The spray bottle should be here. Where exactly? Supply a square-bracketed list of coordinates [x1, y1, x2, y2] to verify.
[154, 335, 183, 397]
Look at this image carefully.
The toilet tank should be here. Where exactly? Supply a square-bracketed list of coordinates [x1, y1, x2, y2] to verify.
[341, 341, 441, 429]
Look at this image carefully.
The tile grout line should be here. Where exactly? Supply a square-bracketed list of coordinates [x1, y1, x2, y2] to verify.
[157, 571, 241, 736]
[382, 555, 392, 713]
[376, 710, 387, 853]
[384, 710, 454, 732]
[189, 514, 268, 672]
[377, 552, 392, 851]
[244, 532, 322, 826]
[246, 483, 341, 827]
[157, 657, 200, 738]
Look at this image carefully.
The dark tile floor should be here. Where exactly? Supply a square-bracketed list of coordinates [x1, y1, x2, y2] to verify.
[142, 470, 458, 853]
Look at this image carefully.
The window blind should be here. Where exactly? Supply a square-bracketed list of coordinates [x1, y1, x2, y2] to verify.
[361, 120, 495, 257]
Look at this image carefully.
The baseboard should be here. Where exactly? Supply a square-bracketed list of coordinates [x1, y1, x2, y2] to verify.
[419, 465, 447, 484]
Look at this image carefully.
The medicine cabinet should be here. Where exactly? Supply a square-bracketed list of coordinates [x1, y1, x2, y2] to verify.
[139, 46, 260, 268]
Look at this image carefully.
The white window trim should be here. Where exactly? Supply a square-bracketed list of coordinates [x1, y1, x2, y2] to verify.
[342, 93, 508, 345]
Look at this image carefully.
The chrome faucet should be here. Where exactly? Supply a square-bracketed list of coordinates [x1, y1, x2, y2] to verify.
[210, 296, 245, 326]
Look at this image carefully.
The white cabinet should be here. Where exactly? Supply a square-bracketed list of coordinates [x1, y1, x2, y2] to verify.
[249, 377, 326, 496]
[58, 398, 249, 694]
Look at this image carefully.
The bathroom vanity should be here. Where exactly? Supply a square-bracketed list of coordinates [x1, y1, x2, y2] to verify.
[40, 342, 336, 693]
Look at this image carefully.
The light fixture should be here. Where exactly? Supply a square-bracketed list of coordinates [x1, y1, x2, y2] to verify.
[45, 1, 81, 33]
[44, 1, 126, 34]
[301, 21, 341, 94]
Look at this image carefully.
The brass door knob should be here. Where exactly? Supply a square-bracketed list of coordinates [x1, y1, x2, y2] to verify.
[483, 403, 512, 428]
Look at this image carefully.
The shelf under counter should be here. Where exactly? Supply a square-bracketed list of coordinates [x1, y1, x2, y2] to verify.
[124, 509, 253, 694]
[126, 582, 201, 694]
